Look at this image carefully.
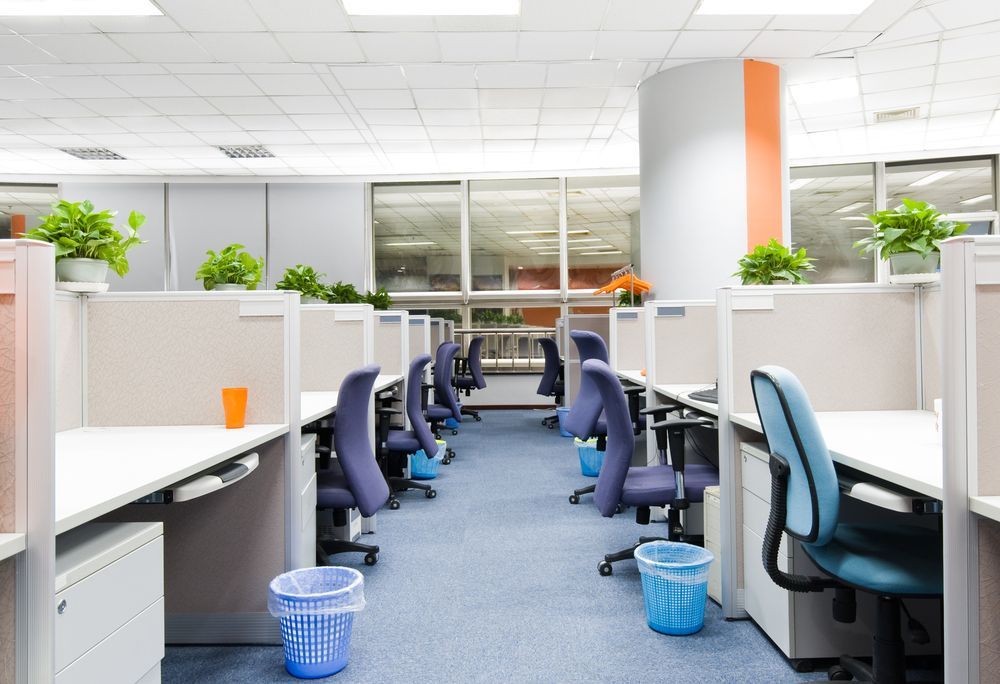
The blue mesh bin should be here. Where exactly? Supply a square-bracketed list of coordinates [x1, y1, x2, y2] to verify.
[410, 440, 446, 479]
[444, 417, 460, 430]
[556, 407, 572, 437]
[268, 567, 366, 679]
[576, 438, 602, 476]
[634, 541, 714, 635]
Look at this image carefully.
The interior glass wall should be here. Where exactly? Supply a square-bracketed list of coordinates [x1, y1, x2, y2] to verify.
[886, 157, 994, 215]
[0, 183, 58, 239]
[566, 175, 637, 289]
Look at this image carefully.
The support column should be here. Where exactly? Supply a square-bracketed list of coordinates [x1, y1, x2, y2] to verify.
[639, 59, 789, 299]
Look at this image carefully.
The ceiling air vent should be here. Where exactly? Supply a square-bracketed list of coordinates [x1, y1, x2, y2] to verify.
[60, 147, 125, 160]
[217, 144, 274, 159]
[873, 107, 919, 124]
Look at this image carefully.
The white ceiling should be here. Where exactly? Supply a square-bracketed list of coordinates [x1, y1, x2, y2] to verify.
[0, 0, 998, 176]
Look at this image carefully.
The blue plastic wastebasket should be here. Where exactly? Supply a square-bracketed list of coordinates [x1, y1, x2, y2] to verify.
[575, 438, 602, 476]
[410, 440, 446, 479]
[556, 407, 572, 437]
[634, 541, 714, 635]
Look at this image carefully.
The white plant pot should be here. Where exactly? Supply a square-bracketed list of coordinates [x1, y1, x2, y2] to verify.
[301, 296, 325, 305]
[56, 258, 108, 285]
[212, 283, 248, 291]
[888, 252, 940, 284]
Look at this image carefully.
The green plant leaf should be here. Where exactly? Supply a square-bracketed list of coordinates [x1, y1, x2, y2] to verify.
[733, 238, 815, 286]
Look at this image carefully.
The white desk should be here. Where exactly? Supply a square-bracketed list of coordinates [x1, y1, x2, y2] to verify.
[55, 424, 288, 535]
[655, 383, 719, 417]
[731, 410, 942, 499]
[971, 496, 1000, 523]
[0, 532, 26, 562]
[374, 373, 403, 393]
[301, 391, 338, 424]
[616, 369, 647, 387]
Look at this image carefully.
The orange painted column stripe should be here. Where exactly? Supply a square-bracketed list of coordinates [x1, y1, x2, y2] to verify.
[743, 60, 783, 251]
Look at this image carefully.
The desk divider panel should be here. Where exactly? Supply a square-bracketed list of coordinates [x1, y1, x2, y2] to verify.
[645, 300, 716, 387]
[408, 315, 431, 381]
[562, 313, 610, 405]
[920, 285, 943, 411]
[300, 304, 374, 391]
[54, 293, 82, 432]
[609, 307, 645, 372]
[85, 293, 292, 427]
[430, 317, 444, 352]
[0, 291, 13, 684]
[373, 311, 407, 376]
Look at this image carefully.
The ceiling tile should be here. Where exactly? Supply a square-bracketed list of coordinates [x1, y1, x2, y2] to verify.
[860, 66, 935, 93]
[603, 0, 698, 31]
[818, 31, 881, 54]
[402, 64, 477, 89]
[359, 109, 424, 126]
[249, 74, 328, 96]
[171, 115, 242, 132]
[289, 114, 354, 129]
[179, 74, 263, 97]
[142, 97, 220, 115]
[331, 65, 408, 90]
[419, 109, 481, 126]
[413, 89, 479, 108]
[863, 85, 932, 111]
[546, 62, 618, 87]
[0, 119, 68, 135]
[0, 77, 62, 99]
[275, 33, 364, 63]
[543, 88, 609, 108]
[480, 108, 539, 125]
[28, 34, 135, 63]
[367, 125, 428, 141]
[357, 33, 441, 63]
[207, 97, 282, 115]
[475, 63, 547, 88]
[108, 116, 185, 133]
[668, 31, 758, 59]
[930, 94, 1000, 117]
[347, 89, 415, 109]
[109, 74, 197, 97]
[248, 0, 351, 31]
[594, 31, 676, 60]
[483, 125, 538, 139]
[926, 0, 1000, 30]
[433, 16, 520, 32]
[17, 99, 95, 118]
[229, 114, 297, 130]
[518, 0, 608, 31]
[0, 101, 36, 119]
[251, 130, 312, 144]
[40, 75, 128, 98]
[539, 108, 600, 125]
[743, 31, 840, 58]
[517, 31, 596, 61]
[109, 32, 211, 62]
[856, 41, 939, 73]
[769, 15, 854, 31]
[849, 0, 920, 32]
[939, 32, 1000, 63]
[0, 35, 59, 64]
[438, 32, 517, 62]
[272, 96, 343, 114]
[155, 0, 265, 32]
[936, 55, 1000, 83]
[802, 112, 866, 133]
[875, 7, 944, 44]
[378, 140, 433, 153]
[191, 32, 289, 63]
[12, 64, 92, 77]
[933, 75, 1000, 101]
[309, 130, 366, 143]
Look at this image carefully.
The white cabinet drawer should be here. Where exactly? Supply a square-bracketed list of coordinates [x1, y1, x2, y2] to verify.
[56, 537, 163, 672]
[741, 487, 790, 557]
[301, 473, 317, 532]
[743, 525, 791, 655]
[57, 598, 164, 684]
[741, 444, 772, 503]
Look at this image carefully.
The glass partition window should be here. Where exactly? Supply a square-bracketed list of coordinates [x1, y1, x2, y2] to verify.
[790, 163, 876, 284]
[567, 175, 637, 289]
[470, 178, 560, 292]
[0, 183, 58, 239]
[374, 182, 461, 292]
[886, 157, 994, 215]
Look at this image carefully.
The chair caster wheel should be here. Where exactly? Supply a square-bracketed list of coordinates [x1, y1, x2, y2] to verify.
[615, 503, 625, 514]
[827, 665, 852, 681]
[442, 457, 452, 465]
[569, 494, 580, 504]
[451, 429, 458, 435]
[475, 416, 482, 422]
[425, 489, 437, 499]
[364, 553, 378, 566]
[598, 561, 613, 576]
[547, 424, 554, 429]
[389, 499, 401, 510]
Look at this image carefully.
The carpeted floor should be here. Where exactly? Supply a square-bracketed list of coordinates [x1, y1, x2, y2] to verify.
[163, 409, 813, 683]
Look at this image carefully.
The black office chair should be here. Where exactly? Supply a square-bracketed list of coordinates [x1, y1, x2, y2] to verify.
[536, 337, 564, 429]
[752, 366, 941, 683]
[453, 335, 486, 422]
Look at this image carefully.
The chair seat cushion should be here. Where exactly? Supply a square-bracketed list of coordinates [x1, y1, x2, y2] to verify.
[619, 464, 719, 507]
[804, 524, 942, 597]
[454, 377, 476, 389]
[316, 469, 357, 510]
[426, 405, 452, 419]
[385, 429, 420, 453]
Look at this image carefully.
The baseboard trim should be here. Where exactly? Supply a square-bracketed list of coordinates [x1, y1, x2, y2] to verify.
[463, 404, 556, 410]
[167, 613, 280, 644]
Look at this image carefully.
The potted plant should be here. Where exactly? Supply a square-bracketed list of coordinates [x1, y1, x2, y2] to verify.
[196, 244, 263, 291]
[276, 265, 327, 304]
[854, 198, 968, 283]
[734, 238, 816, 285]
[617, 290, 642, 307]
[363, 287, 393, 310]
[24, 199, 146, 291]
[324, 281, 362, 304]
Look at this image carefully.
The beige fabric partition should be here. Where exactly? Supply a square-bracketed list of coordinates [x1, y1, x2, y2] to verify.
[373, 313, 406, 376]
[920, 286, 943, 411]
[408, 316, 430, 358]
[728, 290, 918, 414]
[649, 302, 716, 385]
[55, 294, 82, 432]
[977, 286, 1000, 495]
[611, 308, 644, 371]
[86, 296, 288, 426]
[0, 296, 13, 682]
[301, 307, 371, 391]
[980, 519, 1000, 678]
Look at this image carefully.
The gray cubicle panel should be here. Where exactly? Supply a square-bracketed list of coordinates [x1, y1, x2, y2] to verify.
[373, 311, 409, 377]
[55, 292, 83, 432]
[609, 307, 645, 372]
[562, 313, 611, 405]
[300, 304, 374, 392]
[408, 315, 432, 382]
[644, 300, 716, 388]
[919, 284, 942, 411]
[429, 317, 444, 353]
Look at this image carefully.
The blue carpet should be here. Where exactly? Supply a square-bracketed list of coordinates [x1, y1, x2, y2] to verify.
[163, 410, 813, 683]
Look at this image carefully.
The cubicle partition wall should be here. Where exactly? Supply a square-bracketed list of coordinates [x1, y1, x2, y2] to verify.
[561, 313, 610, 406]
[429, 317, 444, 353]
[920, 284, 943, 411]
[443, 319, 454, 344]
[608, 307, 645, 373]
[373, 311, 409, 377]
[408, 315, 432, 382]
[716, 284, 940, 663]
[942, 236, 1000, 683]
[0, 240, 56, 683]
[300, 303, 374, 392]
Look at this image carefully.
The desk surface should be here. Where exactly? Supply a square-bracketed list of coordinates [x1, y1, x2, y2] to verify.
[731, 410, 942, 499]
[56, 423, 288, 535]
[616, 369, 647, 386]
[654, 383, 719, 417]
[374, 374, 403, 393]
[0, 533, 25, 562]
[971, 496, 1000, 523]
[301, 391, 338, 423]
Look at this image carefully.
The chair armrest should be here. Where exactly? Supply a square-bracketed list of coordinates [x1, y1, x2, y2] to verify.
[621, 385, 645, 395]
[316, 444, 332, 471]
[375, 407, 401, 415]
[649, 417, 715, 469]
[640, 404, 680, 417]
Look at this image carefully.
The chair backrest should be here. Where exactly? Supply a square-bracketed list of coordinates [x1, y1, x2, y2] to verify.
[406, 354, 439, 456]
[433, 342, 462, 420]
[333, 364, 390, 517]
[563, 330, 609, 439]
[750, 366, 839, 546]
[466, 336, 487, 389]
[536, 337, 561, 396]
[582, 359, 635, 518]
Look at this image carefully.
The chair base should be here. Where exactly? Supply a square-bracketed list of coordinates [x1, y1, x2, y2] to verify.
[598, 536, 667, 576]
[388, 477, 436, 509]
[316, 537, 379, 567]
[541, 414, 559, 429]
[569, 483, 596, 504]
[461, 407, 482, 422]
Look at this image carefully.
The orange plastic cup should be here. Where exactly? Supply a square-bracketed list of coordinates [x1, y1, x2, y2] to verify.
[222, 387, 248, 429]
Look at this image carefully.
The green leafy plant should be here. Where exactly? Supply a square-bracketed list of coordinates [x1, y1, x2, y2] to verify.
[195, 243, 263, 290]
[473, 309, 524, 327]
[276, 265, 326, 300]
[734, 238, 816, 285]
[617, 290, 642, 307]
[324, 280, 362, 304]
[854, 198, 968, 260]
[24, 199, 146, 277]
[363, 287, 393, 310]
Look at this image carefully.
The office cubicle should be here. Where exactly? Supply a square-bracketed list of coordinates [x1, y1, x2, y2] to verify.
[408, 315, 432, 382]
[373, 311, 409, 378]
[561, 313, 610, 406]
[608, 307, 645, 374]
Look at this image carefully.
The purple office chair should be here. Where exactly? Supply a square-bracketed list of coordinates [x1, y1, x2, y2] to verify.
[536, 337, 564, 429]
[382, 354, 442, 508]
[427, 342, 462, 438]
[583, 358, 719, 576]
[453, 335, 486, 422]
[315, 364, 390, 567]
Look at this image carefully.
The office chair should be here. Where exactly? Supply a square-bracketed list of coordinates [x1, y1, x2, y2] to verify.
[453, 335, 486, 422]
[564, 330, 644, 504]
[424, 342, 461, 460]
[582, 358, 718, 576]
[536, 337, 564, 429]
[751, 366, 942, 683]
[315, 364, 391, 567]
[382, 354, 441, 509]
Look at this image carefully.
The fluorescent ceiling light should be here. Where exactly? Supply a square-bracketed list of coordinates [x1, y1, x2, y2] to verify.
[506, 229, 589, 235]
[342, 0, 520, 16]
[384, 241, 436, 246]
[909, 170, 954, 187]
[567, 238, 602, 243]
[579, 250, 624, 256]
[535, 252, 560, 256]
[789, 178, 814, 190]
[0, 0, 161, 15]
[790, 77, 859, 105]
[834, 202, 868, 213]
[839, 216, 871, 222]
[960, 194, 993, 205]
[569, 245, 612, 251]
[695, 0, 874, 15]
[520, 238, 560, 244]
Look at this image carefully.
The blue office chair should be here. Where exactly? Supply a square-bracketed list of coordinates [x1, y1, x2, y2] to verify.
[751, 366, 942, 683]
[536, 337, 564, 429]
[316, 364, 390, 567]
[582, 358, 718, 576]
[382, 354, 442, 508]
[453, 336, 486, 422]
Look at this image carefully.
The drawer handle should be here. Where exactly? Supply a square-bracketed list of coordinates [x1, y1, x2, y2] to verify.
[57, 599, 67, 615]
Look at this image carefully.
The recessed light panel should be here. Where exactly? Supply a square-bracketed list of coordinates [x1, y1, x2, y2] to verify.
[60, 147, 126, 160]
[0, 0, 161, 15]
